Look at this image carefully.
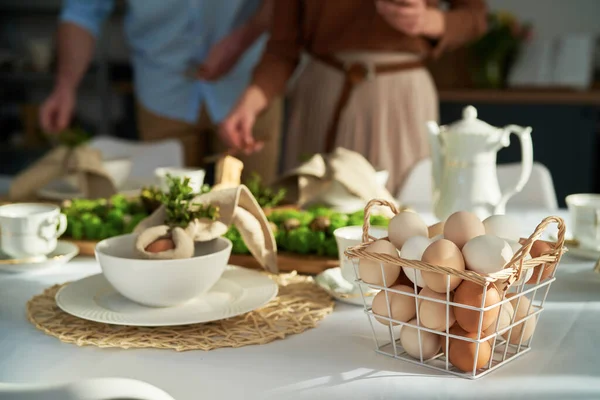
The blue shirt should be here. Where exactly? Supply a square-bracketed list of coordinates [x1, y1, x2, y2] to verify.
[61, 0, 266, 124]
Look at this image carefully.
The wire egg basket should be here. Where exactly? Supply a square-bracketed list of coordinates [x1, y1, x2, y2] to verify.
[345, 199, 566, 379]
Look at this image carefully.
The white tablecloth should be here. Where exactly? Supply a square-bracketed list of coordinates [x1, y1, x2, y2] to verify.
[1, 210, 600, 400]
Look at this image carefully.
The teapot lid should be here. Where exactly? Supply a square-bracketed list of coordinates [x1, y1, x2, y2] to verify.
[445, 106, 501, 135]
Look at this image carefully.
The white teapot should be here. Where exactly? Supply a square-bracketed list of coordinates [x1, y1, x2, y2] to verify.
[427, 106, 533, 220]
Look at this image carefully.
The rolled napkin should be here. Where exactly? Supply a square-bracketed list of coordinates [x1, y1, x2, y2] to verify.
[276, 147, 399, 216]
[134, 185, 278, 273]
[9, 146, 116, 201]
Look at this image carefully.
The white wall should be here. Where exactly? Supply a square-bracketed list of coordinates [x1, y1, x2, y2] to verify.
[487, 0, 600, 39]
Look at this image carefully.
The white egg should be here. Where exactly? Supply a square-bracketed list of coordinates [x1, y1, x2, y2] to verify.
[400, 319, 442, 360]
[462, 235, 514, 274]
[506, 240, 534, 285]
[483, 215, 521, 242]
[400, 236, 431, 288]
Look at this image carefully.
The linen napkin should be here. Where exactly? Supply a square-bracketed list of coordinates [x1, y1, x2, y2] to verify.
[134, 185, 278, 273]
[276, 147, 399, 214]
[9, 146, 116, 201]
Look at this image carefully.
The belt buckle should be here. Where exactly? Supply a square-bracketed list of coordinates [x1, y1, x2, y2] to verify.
[344, 61, 375, 83]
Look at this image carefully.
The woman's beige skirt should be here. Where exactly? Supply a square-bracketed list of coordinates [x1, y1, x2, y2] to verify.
[284, 52, 438, 196]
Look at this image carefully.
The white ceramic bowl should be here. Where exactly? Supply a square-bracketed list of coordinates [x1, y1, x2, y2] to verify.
[95, 234, 232, 307]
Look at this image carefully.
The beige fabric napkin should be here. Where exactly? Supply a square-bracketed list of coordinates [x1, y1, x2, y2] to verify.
[135, 185, 278, 273]
[276, 147, 398, 212]
[9, 146, 116, 201]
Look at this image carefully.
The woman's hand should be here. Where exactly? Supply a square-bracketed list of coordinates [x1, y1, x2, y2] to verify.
[219, 86, 267, 154]
[375, 0, 444, 38]
[39, 85, 76, 133]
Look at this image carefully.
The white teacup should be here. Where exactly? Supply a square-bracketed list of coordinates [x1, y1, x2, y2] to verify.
[566, 194, 600, 250]
[0, 203, 67, 259]
[333, 226, 389, 287]
[155, 167, 206, 193]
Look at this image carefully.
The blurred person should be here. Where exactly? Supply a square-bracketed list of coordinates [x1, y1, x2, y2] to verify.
[40, 0, 281, 183]
[221, 0, 486, 194]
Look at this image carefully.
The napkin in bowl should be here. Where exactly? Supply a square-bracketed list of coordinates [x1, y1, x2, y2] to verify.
[134, 185, 278, 273]
[9, 145, 117, 201]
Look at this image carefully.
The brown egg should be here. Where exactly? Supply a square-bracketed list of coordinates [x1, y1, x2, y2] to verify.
[521, 240, 556, 283]
[145, 237, 175, 253]
[428, 222, 445, 238]
[444, 211, 485, 249]
[421, 239, 465, 293]
[371, 285, 417, 325]
[358, 240, 401, 287]
[388, 212, 429, 250]
[418, 287, 456, 331]
[447, 331, 492, 373]
[454, 281, 501, 333]
[441, 324, 468, 354]
[503, 293, 537, 344]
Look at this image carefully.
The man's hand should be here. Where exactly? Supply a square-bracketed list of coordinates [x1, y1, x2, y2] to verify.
[376, 0, 443, 38]
[218, 86, 267, 154]
[39, 86, 76, 134]
[196, 29, 247, 81]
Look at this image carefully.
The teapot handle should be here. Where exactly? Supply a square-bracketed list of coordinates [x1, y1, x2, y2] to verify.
[495, 125, 533, 214]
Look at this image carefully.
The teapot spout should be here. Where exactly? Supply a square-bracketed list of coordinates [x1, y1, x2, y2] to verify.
[427, 121, 442, 189]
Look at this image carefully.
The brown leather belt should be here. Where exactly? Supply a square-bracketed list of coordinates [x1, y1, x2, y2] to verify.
[312, 53, 424, 153]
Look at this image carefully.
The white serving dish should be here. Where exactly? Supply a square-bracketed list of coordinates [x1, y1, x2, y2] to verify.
[95, 234, 232, 307]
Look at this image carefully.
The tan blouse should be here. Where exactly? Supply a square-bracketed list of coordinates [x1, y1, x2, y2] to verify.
[252, 0, 487, 101]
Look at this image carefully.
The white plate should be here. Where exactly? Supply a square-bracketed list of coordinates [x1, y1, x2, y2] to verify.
[37, 178, 152, 200]
[55, 265, 278, 326]
[315, 267, 377, 307]
[0, 241, 79, 273]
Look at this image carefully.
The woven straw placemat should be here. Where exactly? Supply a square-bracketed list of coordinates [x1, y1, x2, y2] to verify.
[27, 272, 334, 351]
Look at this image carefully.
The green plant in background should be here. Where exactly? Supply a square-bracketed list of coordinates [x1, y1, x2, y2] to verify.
[226, 206, 390, 258]
[245, 172, 286, 209]
[469, 11, 532, 88]
[62, 194, 147, 241]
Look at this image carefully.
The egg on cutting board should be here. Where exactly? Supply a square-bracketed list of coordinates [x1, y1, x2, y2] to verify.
[421, 239, 465, 293]
[444, 211, 485, 249]
[388, 212, 429, 250]
[400, 318, 442, 360]
[483, 215, 521, 242]
[358, 239, 401, 287]
[371, 284, 417, 325]
[462, 234, 514, 275]
[400, 236, 431, 288]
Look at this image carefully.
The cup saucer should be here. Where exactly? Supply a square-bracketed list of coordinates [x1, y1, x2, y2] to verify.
[549, 233, 599, 260]
[315, 267, 377, 307]
[0, 241, 79, 273]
